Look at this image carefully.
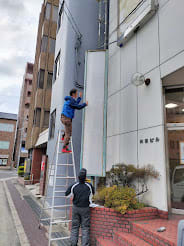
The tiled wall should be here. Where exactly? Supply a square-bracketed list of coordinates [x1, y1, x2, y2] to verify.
[107, 0, 184, 211]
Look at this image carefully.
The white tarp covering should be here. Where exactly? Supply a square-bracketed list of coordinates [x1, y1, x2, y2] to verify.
[81, 50, 106, 176]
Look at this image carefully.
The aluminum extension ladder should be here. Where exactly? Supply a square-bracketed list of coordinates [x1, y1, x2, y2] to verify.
[38, 130, 77, 246]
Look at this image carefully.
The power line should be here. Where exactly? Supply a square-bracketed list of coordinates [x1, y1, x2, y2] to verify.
[60, 0, 82, 38]
[63, 9, 81, 38]
[64, 1, 82, 38]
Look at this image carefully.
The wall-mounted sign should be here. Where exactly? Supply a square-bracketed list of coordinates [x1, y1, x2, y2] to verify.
[140, 137, 160, 144]
[117, 0, 158, 46]
[119, 0, 143, 23]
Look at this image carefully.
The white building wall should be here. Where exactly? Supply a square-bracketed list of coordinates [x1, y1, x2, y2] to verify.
[107, 0, 184, 211]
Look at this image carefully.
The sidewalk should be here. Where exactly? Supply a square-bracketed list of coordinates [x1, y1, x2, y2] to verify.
[5, 178, 48, 246]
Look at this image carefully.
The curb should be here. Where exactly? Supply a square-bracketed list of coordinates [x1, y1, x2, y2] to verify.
[3, 181, 30, 246]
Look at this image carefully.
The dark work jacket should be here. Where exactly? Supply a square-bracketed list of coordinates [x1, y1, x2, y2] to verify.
[65, 182, 95, 208]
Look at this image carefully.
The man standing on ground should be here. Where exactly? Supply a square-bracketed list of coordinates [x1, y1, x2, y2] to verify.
[61, 88, 88, 153]
[65, 168, 95, 246]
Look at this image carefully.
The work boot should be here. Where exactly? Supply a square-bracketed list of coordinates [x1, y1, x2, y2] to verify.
[62, 147, 72, 153]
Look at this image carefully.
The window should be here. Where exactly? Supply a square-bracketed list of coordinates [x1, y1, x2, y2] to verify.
[25, 128, 27, 133]
[52, 5, 58, 22]
[37, 69, 45, 89]
[25, 103, 29, 109]
[29, 80, 32, 85]
[22, 141, 25, 148]
[58, 4, 64, 31]
[0, 123, 14, 132]
[0, 159, 8, 166]
[54, 51, 60, 82]
[41, 35, 48, 52]
[27, 91, 31, 97]
[49, 38, 56, 53]
[33, 108, 41, 127]
[47, 72, 53, 88]
[0, 141, 10, 150]
[43, 111, 50, 127]
[45, 3, 51, 20]
[49, 109, 56, 139]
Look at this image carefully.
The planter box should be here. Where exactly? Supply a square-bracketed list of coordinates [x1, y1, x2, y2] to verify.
[90, 206, 168, 245]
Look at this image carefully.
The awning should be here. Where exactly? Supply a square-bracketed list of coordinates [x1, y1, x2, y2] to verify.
[35, 129, 49, 147]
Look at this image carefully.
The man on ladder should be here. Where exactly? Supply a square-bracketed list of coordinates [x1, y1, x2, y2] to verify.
[65, 168, 95, 246]
[61, 88, 88, 153]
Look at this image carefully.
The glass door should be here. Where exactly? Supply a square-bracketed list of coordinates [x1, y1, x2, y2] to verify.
[165, 87, 184, 211]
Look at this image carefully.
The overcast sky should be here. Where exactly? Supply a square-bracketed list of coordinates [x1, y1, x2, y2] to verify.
[0, 0, 43, 114]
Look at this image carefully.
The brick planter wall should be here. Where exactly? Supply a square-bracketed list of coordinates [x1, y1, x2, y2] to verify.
[90, 206, 168, 245]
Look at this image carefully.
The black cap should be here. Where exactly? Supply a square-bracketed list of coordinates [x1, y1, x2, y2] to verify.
[78, 168, 87, 183]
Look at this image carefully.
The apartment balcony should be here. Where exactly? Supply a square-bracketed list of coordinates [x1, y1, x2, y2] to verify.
[25, 73, 33, 80]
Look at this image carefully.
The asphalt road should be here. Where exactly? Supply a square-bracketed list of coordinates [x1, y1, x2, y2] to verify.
[0, 168, 18, 180]
[0, 180, 20, 246]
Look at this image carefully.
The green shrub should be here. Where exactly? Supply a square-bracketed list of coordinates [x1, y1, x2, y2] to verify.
[94, 186, 144, 214]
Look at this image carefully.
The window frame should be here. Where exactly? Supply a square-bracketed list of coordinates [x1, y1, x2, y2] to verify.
[33, 108, 41, 127]
[53, 51, 61, 82]
[47, 72, 53, 89]
[37, 69, 45, 89]
[58, 3, 64, 31]
[0, 141, 10, 150]
[0, 123, 14, 132]
[49, 109, 56, 139]
[43, 110, 50, 127]
[45, 2, 51, 20]
[49, 38, 56, 53]
[52, 5, 59, 22]
[41, 35, 48, 53]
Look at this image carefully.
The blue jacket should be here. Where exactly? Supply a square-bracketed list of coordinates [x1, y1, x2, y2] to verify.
[62, 96, 87, 119]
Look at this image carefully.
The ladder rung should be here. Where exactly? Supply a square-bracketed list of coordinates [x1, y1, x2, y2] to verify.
[51, 219, 72, 225]
[41, 216, 66, 221]
[56, 176, 75, 179]
[46, 196, 67, 199]
[45, 205, 72, 209]
[50, 236, 70, 241]
[55, 185, 67, 187]
[54, 191, 65, 193]
[57, 164, 74, 166]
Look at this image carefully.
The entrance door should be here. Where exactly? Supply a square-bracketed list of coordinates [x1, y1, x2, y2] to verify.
[165, 87, 184, 212]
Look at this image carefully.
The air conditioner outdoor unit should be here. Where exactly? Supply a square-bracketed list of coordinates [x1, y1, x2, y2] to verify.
[117, 0, 159, 47]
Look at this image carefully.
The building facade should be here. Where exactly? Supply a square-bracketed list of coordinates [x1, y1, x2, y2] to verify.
[14, 63, 33, 167]
[107, 0, 184, 213]
[26, 0, 59, 183]
[0, 113, 17, 168]
[47, 0, 99, 177]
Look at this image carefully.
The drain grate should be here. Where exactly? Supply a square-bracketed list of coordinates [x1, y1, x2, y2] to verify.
[23, 195, 70, 245]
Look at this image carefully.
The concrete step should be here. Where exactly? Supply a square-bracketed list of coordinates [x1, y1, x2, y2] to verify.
[113, 231, 151, 246]
[96, 238, 117, 246]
